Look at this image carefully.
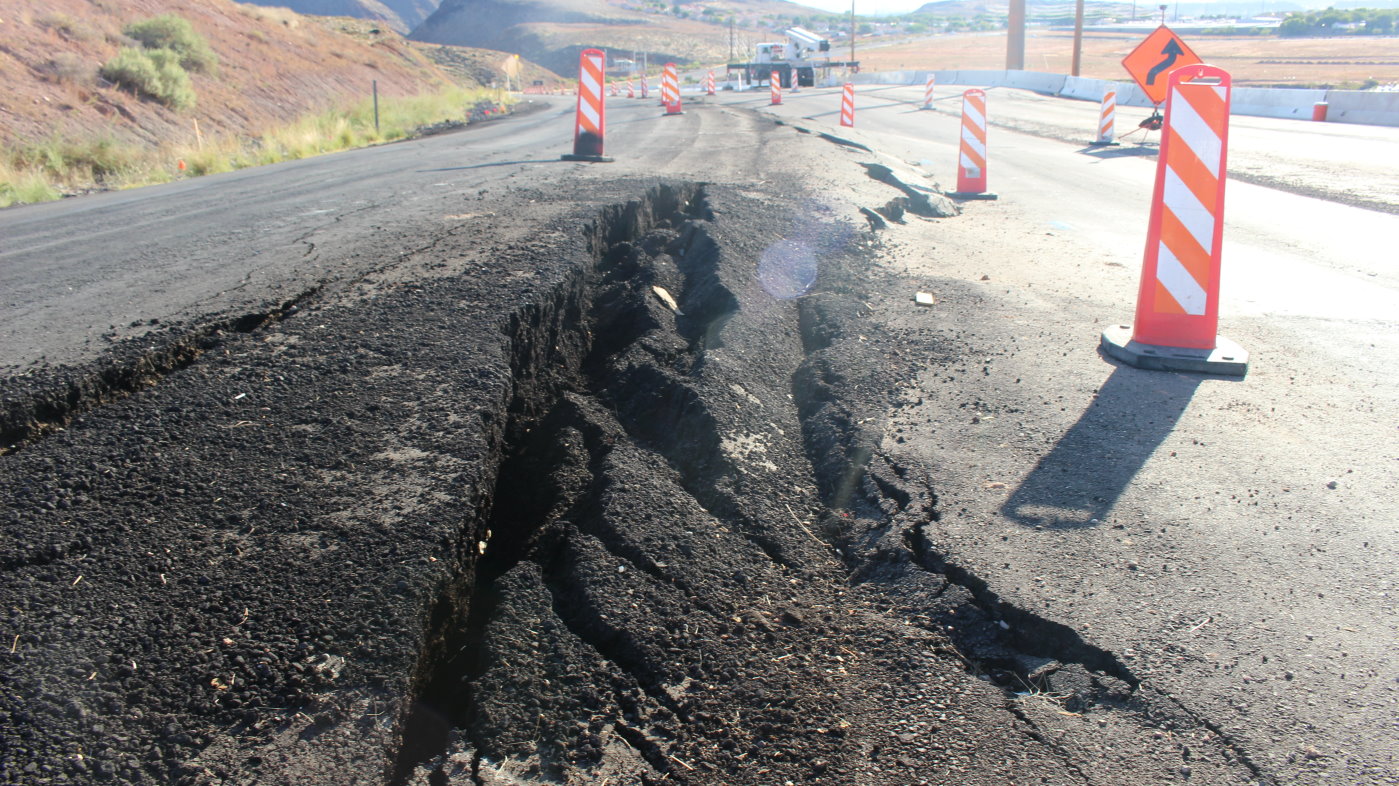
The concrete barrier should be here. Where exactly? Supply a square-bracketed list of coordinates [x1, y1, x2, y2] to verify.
[1324, 89, 1399, 127]
[1059, 76, 1107, 101]
[1005, 70, 1068, 94]
[845, 67, 1399, 126]
[951, 70, 1007, 86]
[1232, 86, 1327, 119]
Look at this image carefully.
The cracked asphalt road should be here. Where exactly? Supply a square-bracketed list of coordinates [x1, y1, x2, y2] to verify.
[1, 88, 1395, 785]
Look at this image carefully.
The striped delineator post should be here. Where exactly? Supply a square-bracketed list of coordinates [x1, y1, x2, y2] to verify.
[627, 78, 634, 99]
[1092, 87, 1119, 146]
[640, 74, 649, 99]
[705, 70, 716, 95]
[609, 81, 618, 97]
[952, 89, 996, 199]
[770, 71, 782, 105]
[1101, 65, 1247, 375]
[839, 82, 855, 127]
[661, 63, 683, 114]
[922, 75, 936, 110]
[791, 69, 801, 92]
[561, 48, 613, 162]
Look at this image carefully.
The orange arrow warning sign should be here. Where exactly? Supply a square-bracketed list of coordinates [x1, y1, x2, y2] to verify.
[1122, 26, 1202, 105]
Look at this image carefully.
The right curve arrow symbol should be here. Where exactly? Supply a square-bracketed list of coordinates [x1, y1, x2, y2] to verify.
[1147, 39, 1184, 85]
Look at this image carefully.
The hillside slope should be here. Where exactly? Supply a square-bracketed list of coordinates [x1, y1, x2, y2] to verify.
[236, 0, 443, 34]
[411, 0, 829, 74]
[0, 0, 495, 151]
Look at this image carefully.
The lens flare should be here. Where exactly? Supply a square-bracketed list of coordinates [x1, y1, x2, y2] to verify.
[758, 238, 818, 300]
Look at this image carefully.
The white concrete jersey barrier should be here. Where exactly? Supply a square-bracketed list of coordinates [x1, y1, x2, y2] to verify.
[1004, 70, 1068, 94]
[1325, 89, 1399, 125]
[1232, 86, 1328, 119]
[849, 68, 1399, 127]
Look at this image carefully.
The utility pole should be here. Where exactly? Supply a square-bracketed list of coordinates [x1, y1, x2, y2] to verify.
[1007, 0, 1026, 70]
[1071, 0, 1085, 76]
[729, 17, 735, 62]
[849, 1, 856, 67]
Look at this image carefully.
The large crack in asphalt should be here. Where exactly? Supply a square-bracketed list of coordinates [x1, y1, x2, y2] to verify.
[1, 176, 1264, 785]
[379, 184, 1260, 785]
[389, 184, 735, 784]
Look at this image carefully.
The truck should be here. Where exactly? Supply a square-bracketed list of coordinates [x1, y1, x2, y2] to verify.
[726, 27, 859, 89]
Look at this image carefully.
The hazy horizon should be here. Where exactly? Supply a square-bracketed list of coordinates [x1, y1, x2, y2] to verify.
[800, 0, 1399, 14]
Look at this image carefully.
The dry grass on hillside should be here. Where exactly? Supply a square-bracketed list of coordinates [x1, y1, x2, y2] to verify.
[0, 0, 458, 149]
[860, 31, 1399, 88]
[0, 0, 544, 204]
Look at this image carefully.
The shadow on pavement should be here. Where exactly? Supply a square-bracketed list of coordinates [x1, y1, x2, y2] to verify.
[1000, 362, 1225, 529]
[1077, 144, 1158, 159]
[420, 159, 562, 172]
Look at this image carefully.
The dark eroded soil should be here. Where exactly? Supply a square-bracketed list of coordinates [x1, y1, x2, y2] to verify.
[1, 178, 1263, 785]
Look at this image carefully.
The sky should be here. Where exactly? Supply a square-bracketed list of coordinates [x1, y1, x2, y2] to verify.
[798, 0, 929, 14]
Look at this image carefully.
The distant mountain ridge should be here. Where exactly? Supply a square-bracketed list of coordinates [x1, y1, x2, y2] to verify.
[237, 0, 442, 33]
[410, 0, 829, 75]
[914, 0, 1399, 16]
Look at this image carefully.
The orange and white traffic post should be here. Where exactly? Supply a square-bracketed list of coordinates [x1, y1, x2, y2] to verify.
[640, 74, 649, 99]
[951, 89, 996, 199]
[627, 78, 635, 98]
[705, 70, 716, 95]
[922, 75, 936, 110]
[561, 48, 613, 162]
[1101, 64, 1247, 375]
[791, 69, 801, 92]
[1091, 86, 1119, 146]
[770, 71, 782, 105]
[661, 62, 683, 114]
[839, 82, 855, 127]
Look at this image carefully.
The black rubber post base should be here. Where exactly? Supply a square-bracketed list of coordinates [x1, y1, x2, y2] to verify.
[561, 154, 615, 162]
[949, 192, 999, 200]
[1101, 325, 1249, 376]
[1088, 140, 1122, 147]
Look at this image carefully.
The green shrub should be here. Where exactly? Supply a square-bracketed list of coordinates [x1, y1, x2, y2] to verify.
[100, 47, 195, 110]
[123, 14, 218, 73]
[100, 48, 159, 96]
[0, 166, 61, 207]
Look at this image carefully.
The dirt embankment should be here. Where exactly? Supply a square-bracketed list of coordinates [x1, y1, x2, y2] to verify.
[0, 0, 506, 150]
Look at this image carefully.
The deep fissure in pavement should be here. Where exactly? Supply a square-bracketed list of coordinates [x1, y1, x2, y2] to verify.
[389, 182, 1209, 783]
[1, 177, 1269, 784]
[391, 184, 716, 783]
